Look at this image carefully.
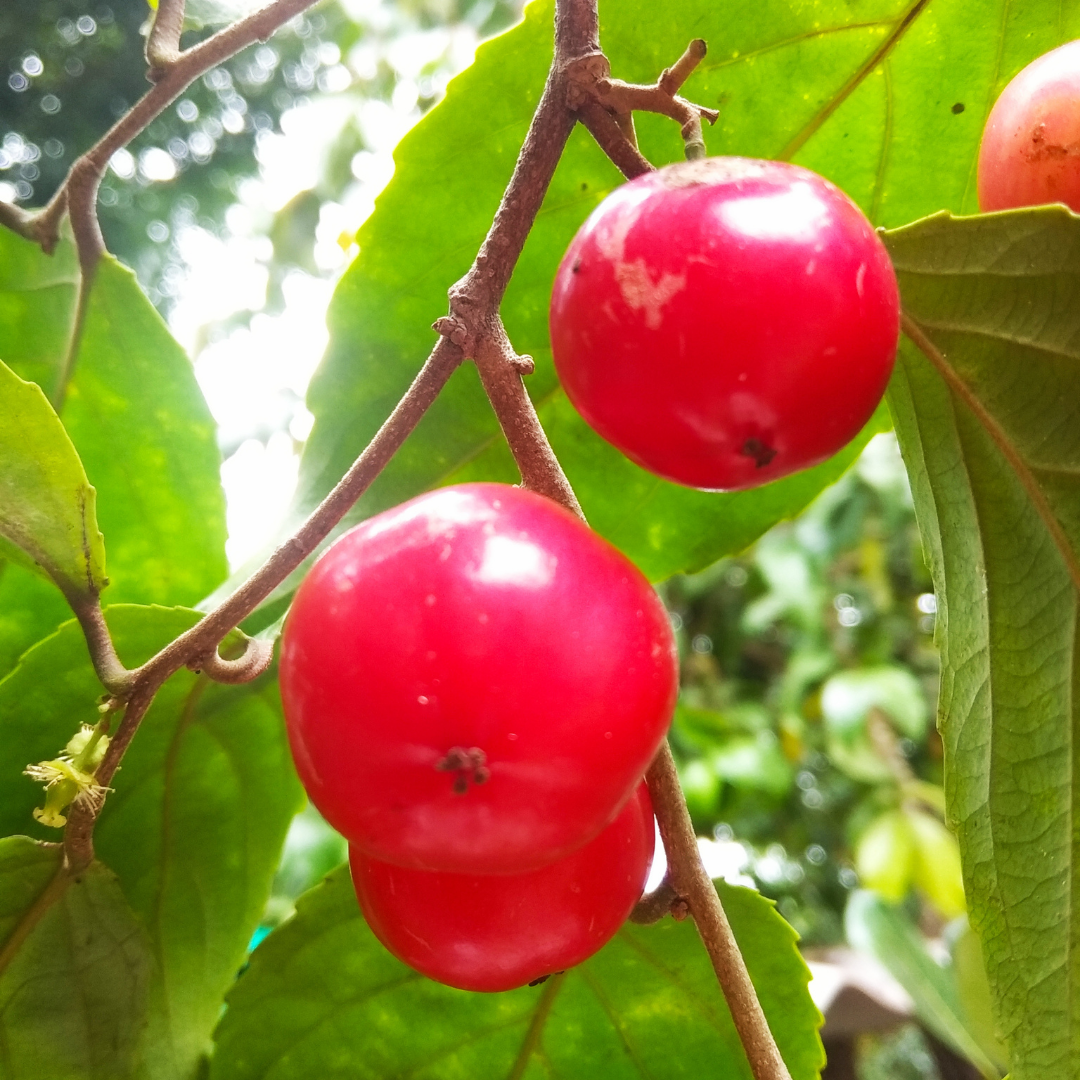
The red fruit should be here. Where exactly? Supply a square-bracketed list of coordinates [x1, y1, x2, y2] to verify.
[549, 157, 900, 492]
[350, 782, 655, 992]
[978, 41, 1080, 213]
[280, 483, 677, 874]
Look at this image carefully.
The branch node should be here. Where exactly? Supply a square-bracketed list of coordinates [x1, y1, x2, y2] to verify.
[571, 41, 716, 180]
[433, 315, 474, 355]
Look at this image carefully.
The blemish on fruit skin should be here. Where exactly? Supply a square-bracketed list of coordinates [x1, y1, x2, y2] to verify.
[615, 260, 687, 329]
[425, 594, 436, 606]
[593, 195, 686, 328]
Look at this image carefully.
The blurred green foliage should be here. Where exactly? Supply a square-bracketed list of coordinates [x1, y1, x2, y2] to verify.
[0, 0, 520, 305]
[664, 432, 947, 947]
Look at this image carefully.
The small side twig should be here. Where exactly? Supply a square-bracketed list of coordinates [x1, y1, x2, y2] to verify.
[629, 874, 684, 924]
[188, 634, 275, 684]
[566, 41, 717, 161]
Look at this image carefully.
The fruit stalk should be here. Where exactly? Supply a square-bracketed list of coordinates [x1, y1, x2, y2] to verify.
[648, 746, 794, 1080]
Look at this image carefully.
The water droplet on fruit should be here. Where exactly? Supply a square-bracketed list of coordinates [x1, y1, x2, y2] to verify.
[417, 695, 429, 705]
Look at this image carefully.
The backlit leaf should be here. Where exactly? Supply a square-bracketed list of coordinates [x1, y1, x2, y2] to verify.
[0, 359, 106, 600]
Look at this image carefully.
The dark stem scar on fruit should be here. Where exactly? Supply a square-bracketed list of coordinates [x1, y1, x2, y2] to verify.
[436, 746, 490, 793]
[741, 438, 777, 467]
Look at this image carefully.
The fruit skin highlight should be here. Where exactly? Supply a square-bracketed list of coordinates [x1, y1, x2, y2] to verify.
[279, 482, 677, 875]
[350, 782, 655, 992]
[550, 157, 900, 492]
[978, 40, 1080, 213]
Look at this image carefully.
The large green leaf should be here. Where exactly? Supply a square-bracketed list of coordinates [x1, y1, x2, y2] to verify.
[0, 836, 153, 1080]
[269, 0, 1080, 593]
[211, 866, 823, 1079]
[0, 359, 107, 600]
[0, 607, 303, 1080]
[0, 231, 227, 678]
[884, 205, 1080, 1080]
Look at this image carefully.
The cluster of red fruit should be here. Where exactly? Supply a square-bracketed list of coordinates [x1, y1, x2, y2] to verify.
[279, 37, 1072, 990]
[280, 158, 903, 992]
[280, 483, 678, 991]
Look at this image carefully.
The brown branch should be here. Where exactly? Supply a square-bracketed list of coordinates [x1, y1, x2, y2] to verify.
[647, 746, 793, 1080]
[129, 337, 462, 688]
[11, 0, 324, 259]
[578, 101, 654, 179]
[146, 0, 187, 80]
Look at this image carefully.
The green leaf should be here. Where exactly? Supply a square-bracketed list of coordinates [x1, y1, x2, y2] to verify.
[0, 607, 303, 1080]
[0, 836, 153, 1080]
[884, 205, 1080, 1080]
[845, 891, 999, 1078]
[0, 359, 107, 600]
[211, 867, 823, 1080]
[274, 0, 1080, 596]
[60, 256, 227, 607]
[951, 920, 1010, 1075]
[0, 230, 227, 677]
[0, 224, 79, 401]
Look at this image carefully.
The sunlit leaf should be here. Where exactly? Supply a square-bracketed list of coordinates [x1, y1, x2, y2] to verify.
[0, 359, 106, 600]
[0, 836, 152, 1080]
[0, 231, 227, 677]
[885, 205, 1080, 1080]
[211, 866, 823, 1079]
[0, 608, 302, 1080]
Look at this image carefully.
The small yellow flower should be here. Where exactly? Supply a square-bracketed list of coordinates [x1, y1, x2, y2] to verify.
[25, 724, 112, 828]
